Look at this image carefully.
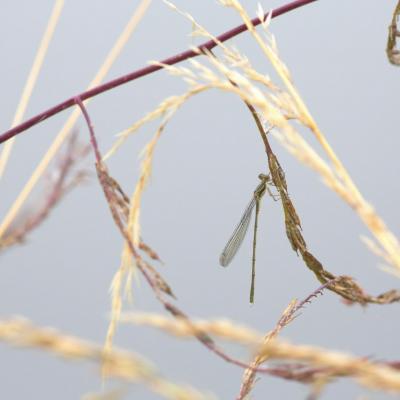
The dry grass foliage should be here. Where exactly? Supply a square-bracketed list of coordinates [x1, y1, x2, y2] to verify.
[0, 317, 211, 400]
[0, 0, 399, 399]
[119, 311, 400, 392]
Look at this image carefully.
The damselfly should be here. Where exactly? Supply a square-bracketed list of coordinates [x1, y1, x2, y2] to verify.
[219, 173, 272, 303]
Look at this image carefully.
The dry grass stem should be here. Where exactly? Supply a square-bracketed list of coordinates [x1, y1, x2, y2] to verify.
[0, 0, 64, 179]
[259, 340, 400, 392]
[238, 299, 298, 399]
[104, 85, 209, 160]
[120, 312, 262, 344]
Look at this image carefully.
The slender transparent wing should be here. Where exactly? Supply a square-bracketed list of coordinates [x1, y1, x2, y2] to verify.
[219, 196, 256, 267]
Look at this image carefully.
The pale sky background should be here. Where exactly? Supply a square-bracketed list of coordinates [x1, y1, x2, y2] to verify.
[0, 1, 399, 399]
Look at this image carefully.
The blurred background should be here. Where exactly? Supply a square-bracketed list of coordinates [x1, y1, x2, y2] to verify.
[0, 1, 399, 398]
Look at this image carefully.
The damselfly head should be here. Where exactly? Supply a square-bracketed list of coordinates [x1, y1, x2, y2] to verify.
[258, 173, 270, 183]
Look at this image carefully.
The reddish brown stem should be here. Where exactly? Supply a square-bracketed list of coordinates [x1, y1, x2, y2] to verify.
[0, 0, 318, 144]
